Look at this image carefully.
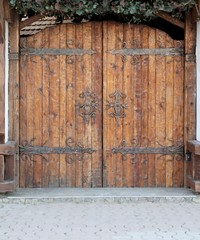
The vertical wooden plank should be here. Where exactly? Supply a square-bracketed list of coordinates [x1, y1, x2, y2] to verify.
[59, 24, 67, 187]
[75, 23, 83, 187]
[115, 22, 123, 187]
[103, 21, 116, 187]
[41, 27, 50, 187]
[0, 2, 5, 143]
[19, 38, 27, 187]
[173, 40, 184, 187]
[155, 30, 166, 187]
[133, 25, 142, 187]
[82, 22, 92, 187]
[91, 22, 103, 187]
[123, 24, 134, 187]
[140, 26, 149, 187]
[9, 13, 19, 187]
[185, 14, 196, 142]
[48, 26, 60, 187]
[25, 36, 34, 187]
[65, 24, 76, 187]
[185, 14, 196, 186]
[33, 32, 43, 187]
[165, 35, 174, 187]
[148, 28, 156, 187]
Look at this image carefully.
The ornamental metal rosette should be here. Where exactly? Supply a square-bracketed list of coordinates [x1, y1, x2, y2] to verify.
[77, 89, 99, 124]
[105, 89, 128, 126]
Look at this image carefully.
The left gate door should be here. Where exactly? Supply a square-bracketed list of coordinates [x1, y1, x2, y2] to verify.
[19, 22, 103, 187]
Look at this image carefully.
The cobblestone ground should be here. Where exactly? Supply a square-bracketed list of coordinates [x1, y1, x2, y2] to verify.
[0, 202, 200, 240]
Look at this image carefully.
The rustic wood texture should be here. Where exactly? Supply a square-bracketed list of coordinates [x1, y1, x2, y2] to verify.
[0, 0, 5, 143]
[20, 22, 184, 188]
[0, 141, 16, 155]
[9, 13, 19, 189]
[0, 155, 4, 182]
[103, 22, 184, 187]
[0, 181, 15, 193]
[4, 155, 15, 181]
[184, 13, 196, 187]
[19, 22, 103, 187]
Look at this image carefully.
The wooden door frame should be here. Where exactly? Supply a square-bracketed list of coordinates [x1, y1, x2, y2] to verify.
[0, 1, 19, 192]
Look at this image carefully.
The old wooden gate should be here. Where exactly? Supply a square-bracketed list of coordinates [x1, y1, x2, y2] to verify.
[19, 22, 184, 188]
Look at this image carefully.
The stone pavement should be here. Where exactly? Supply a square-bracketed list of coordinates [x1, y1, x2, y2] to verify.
[0, 188, 200, 240]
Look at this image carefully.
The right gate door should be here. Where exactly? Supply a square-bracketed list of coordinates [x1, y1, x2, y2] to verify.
[103, 22, 184, 187]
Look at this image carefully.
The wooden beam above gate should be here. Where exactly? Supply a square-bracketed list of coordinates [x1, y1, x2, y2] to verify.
[155, 11, 184, 29]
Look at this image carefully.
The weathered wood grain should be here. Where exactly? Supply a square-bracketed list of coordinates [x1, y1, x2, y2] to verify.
[59, 24, 67, 187]
[41, 27, 50, 187]
[33, 32, 43, 187]
[19, 22, 185, 188]
[165, 34, 174, 187]
[148, 28, 156, 187]
[91, 22, 103, 187]
[0, 155, 4, 182]
[155, 29, 166, 187]
[65, 24, 76, 187]
[48, 25, 60, 187]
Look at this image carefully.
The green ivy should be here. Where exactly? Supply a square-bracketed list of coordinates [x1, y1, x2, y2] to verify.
[9, 0, 196, 22]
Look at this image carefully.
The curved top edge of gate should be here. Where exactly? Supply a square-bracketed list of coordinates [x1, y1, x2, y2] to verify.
[20, 20, 184, 45]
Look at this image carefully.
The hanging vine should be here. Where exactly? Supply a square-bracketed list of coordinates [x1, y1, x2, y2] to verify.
[9, 0, 195, 22]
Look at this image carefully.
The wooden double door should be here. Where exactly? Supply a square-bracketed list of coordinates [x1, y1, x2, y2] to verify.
[19, 22, 184, 188]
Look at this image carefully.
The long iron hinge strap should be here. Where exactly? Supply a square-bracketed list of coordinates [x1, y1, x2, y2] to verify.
[20, 48, 96, 56]
[108, 47, 183, 56]
[112, 146, 184, 155]
[19, 146, 96, 154]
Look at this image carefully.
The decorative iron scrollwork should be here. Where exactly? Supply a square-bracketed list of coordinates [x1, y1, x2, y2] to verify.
[112, 139, 184, 164]
[77, 89, 99, 124]
[19, 137, 96, 164]
[106, 89, 128, 125]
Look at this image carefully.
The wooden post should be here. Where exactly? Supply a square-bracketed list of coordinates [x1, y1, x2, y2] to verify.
[9, 12, 20, 187]
[0, 0, 5, 143]
[184, 11, 197, 188]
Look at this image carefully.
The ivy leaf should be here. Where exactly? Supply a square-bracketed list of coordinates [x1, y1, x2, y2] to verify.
[76, 9, 83, 15]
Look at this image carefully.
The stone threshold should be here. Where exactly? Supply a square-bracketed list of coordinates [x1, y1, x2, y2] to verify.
[0, 188, 200, 204]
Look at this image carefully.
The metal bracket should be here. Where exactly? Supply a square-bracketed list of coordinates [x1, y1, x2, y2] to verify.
[185, 152, 192, 161]
[9, 52, 19, 61]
